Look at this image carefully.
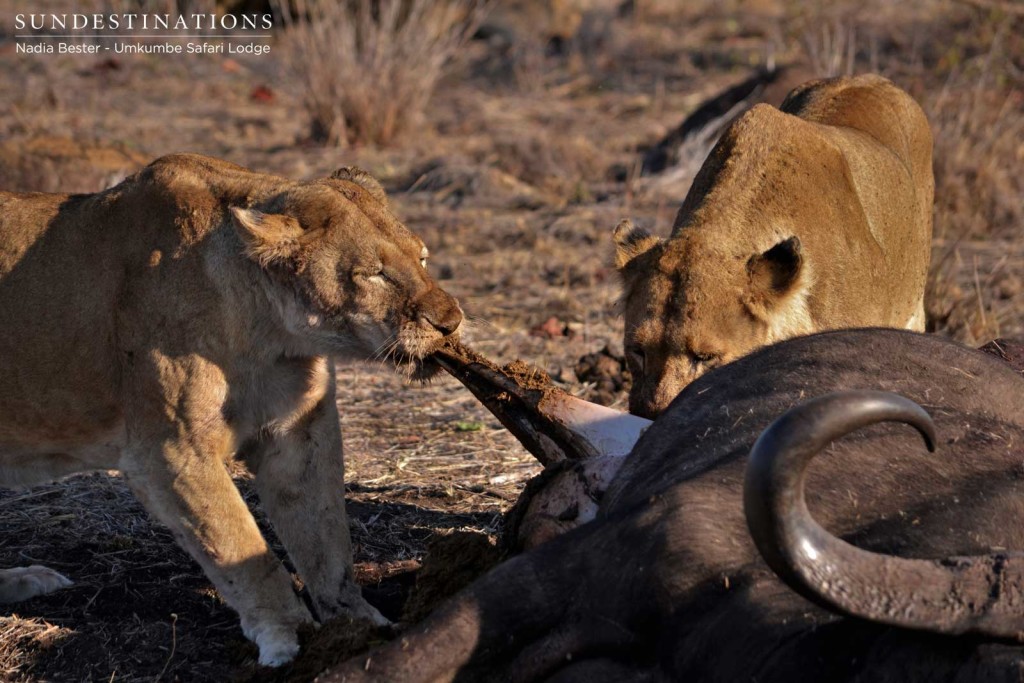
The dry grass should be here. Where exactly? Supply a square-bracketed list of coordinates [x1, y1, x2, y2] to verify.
[275, 0, 489, 146]
[0, 616, 70, 680]
[0, 136, 148, 193]
[801, 17, 858, 78]
[922, 16, 1024, 342]
[929, 58, 1023, 243]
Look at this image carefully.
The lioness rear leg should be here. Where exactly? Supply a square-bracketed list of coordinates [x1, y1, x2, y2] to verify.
[0, 566, 73, 602]
[246, 362, 386, 626]
[122, 354, 311, 667]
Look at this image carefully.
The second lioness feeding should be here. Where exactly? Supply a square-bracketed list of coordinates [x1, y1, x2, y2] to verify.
[616, 74, 934, 418]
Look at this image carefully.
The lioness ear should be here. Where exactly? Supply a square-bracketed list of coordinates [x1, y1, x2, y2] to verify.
[230, 207, 304, 266]
[613, 219, 662, 270]
[746, 236, 803, 307]
[331, 166, 389, 207]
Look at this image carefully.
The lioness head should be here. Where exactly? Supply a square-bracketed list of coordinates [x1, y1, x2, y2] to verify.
[230, 167, 462, 377]
[614, 219, 808, 418]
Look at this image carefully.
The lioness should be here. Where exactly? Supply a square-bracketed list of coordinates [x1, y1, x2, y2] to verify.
[615, 74, 934, 418]
[0, 154, 463, 665]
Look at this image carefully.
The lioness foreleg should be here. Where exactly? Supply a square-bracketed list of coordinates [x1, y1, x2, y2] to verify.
[247, 368, 387, 627]
[121, 354, 311, 666]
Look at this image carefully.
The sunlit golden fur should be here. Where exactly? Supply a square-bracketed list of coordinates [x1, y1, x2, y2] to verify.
[616, 74, 934, 418]
[0, 154, 462, 665]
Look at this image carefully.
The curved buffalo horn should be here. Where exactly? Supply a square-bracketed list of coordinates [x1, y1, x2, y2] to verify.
[745, 389, 1024, 640]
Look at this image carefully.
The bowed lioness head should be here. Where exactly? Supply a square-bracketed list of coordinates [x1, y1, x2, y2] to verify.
[615, 220, 809, 418]
[614, 74, 934, 419]
[231, 167, 462, 378]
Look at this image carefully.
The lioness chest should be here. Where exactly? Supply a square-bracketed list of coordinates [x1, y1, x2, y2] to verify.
[222, 354, 334, 438]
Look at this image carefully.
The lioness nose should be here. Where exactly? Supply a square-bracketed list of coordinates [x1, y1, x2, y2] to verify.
[423, 307, 462, 336]
[419, 289, 463, 336]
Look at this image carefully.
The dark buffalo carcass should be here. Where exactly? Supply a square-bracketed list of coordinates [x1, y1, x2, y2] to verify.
[320, 328, 1024, 682]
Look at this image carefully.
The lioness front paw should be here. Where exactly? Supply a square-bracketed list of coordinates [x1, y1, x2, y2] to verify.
[0, 565, 74, 603]
[361, 601, 390, 627]
[253, 624, 301, 667]
[321, 585, 391, 627]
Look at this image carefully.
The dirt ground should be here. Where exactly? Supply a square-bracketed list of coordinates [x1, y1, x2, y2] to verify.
[0, 0, 1022, 680]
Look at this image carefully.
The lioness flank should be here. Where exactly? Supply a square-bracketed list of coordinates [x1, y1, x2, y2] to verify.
[0, 153, 463, 666]
[615, 74, 934, 418]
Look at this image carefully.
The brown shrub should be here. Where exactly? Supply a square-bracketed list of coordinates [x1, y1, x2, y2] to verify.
[275, 0, 489, 146]
[0, 136, 148, 194]
[490, 126, 606, 201]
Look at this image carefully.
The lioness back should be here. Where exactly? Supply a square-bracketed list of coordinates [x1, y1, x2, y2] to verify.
[0, 190, 126, 451]
[0, 155, 285, 454]
[615, 74, 934, 418]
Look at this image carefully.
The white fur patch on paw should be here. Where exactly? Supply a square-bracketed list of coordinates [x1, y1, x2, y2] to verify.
[363, 601, 390, 627]
[0, 565, 73, 603]
[255, 626, 301, 667]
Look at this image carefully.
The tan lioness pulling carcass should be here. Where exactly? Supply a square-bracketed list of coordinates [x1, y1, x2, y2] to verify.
[615, 74, 934, 418]
[0, 154, 463, 666]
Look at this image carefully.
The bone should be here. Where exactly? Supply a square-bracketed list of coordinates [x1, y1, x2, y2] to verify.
[434, 342, 652, 548]
[433, 342, 650, 468]
[547, 393, 652, 461]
